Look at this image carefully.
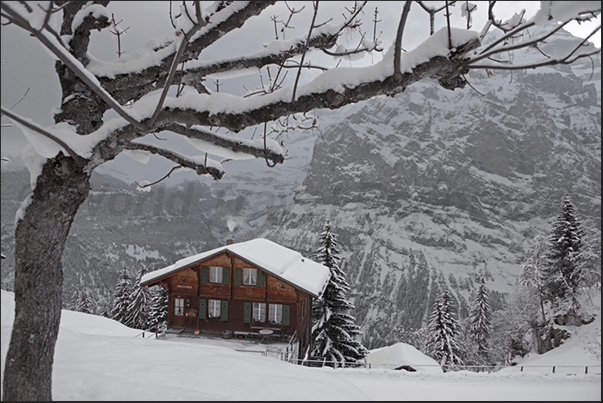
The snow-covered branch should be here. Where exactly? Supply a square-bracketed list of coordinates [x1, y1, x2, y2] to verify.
[165, 123, 283, 162]
[126, 141, 224, 180]
[172, 24, 340, 102]
[0, 2, 143, 131]
[92, 2, 274, 104]
[0, 106, 85, 165]
[158, 34, 479, 132]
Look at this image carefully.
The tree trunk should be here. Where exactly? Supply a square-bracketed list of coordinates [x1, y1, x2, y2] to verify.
[2, 154, 90, 401]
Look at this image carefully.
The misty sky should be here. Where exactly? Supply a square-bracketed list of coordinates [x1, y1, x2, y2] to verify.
[1, 1, 600, 184]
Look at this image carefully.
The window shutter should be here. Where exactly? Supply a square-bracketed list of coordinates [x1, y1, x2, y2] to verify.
[243, 302, 251, 323]
[257, 270, 264, 287]
[222, 267, 230, 285]
[234, 268, 242, 286]
[221, 300, 229, 321]
[201, 266, 209, 284]
[283, 304, 290, 326]
[199, 299, 207, 320]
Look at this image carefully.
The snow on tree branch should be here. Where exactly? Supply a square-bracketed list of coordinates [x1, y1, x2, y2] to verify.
[162, 123, 284, 163]
[1, 2, 143, 130]
[1, 106, 84, 165]
[126, 140, 224, 180]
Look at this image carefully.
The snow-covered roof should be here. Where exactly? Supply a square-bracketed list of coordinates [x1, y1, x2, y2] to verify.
[366, 342, 442, 373]
[141, 238, 330, 298]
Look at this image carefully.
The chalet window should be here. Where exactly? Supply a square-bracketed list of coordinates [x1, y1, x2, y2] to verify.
[235, 268, 263, 287]
[200, 299, 229, 321]
[269, 304, 282, 324]
[209, 266, 223, 283]
[175, 298, 184, 316]
[267, 304, 290, 326]
[208, 299, 221, 318]
[252, 302, 266, 323]
[243, 268, 257, 285]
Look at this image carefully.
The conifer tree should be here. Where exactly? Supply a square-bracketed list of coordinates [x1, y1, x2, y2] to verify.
[75, 289, 94, 314]
[111, 266, 133, 326]
[70, 291, 81, 311]
[426, 289, 463, 372]
[148, 286, 169, 333]
[126, 266, 152, 330]
[519, 234, 549, 323]
[98, 301, 111, 319]
[543, 196, 586, 309]
[468, 278, 492, 362]
[310, 220, 368, 367]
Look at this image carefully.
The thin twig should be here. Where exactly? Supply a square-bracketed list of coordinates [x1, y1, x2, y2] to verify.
[445, 1, 452, 50]
[292, 1, 319, 102]
[462, 74, 485, 96]
[393, 1, 412, 82]
[471, 21, 570, 64]
[563, 24, 601, 61]
[264, 122, 277, 168]
[2, 87, 30, 112]
[135, 165, 182, 189]
[146, 1, 207, 129]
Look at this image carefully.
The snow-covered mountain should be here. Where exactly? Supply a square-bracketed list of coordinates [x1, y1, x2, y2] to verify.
[1, 27, 600, 351]
[255, 28, 601, 348]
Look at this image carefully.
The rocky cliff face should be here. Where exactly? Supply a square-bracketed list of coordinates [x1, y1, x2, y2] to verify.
[258, 31, 601, 348]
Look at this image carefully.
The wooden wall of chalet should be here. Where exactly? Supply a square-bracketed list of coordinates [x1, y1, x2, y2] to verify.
[164, 266, 198, 328]
[160, 251, 314, 341]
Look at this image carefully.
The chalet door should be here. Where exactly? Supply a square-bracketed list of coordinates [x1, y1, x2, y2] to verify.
[173, 297, 185, 327]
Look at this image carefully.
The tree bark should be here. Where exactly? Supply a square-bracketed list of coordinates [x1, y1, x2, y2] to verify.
[2, 155, 90, 401]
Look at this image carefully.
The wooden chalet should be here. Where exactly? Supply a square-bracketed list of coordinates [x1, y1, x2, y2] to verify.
[140, 238, 330, 360]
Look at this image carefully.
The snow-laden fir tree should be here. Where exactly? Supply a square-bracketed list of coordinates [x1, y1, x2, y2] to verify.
[543, 196, 586, 312]
[147, 286, 169, 333]
[75, 289, 94, 314]
[574, 231, 601, 291]
[70, 291, 81, 311]
[125, 266, 152, 330]
[426, 289, 464, 372]
[468, 278, 492, 363]
[98, 301, 111, 318]
[519, 234, 549, 324]
[310, 220, 368, 367]
[111, 266, 133, 326]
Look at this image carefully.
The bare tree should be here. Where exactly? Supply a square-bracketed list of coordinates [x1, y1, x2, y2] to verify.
[0, 1, 600, 400]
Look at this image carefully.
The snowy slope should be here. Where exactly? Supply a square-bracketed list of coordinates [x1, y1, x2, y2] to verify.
[501, 290, 602, 375]
[1, 290, 599, 401]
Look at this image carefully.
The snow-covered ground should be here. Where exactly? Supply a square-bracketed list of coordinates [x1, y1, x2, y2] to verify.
[1, 290, 600, 401]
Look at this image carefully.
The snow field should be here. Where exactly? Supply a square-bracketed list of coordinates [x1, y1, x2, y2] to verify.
[1, 290, 600, 401]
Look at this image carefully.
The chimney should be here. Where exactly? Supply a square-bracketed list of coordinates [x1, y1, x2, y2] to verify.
[226, 239, 235, 245]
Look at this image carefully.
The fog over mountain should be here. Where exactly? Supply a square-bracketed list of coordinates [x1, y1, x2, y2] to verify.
[1, 27, 600, 350]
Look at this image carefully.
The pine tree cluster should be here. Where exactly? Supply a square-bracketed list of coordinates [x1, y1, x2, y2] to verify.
[71, 265, 168, 333]
[110, 266, 168, 332]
